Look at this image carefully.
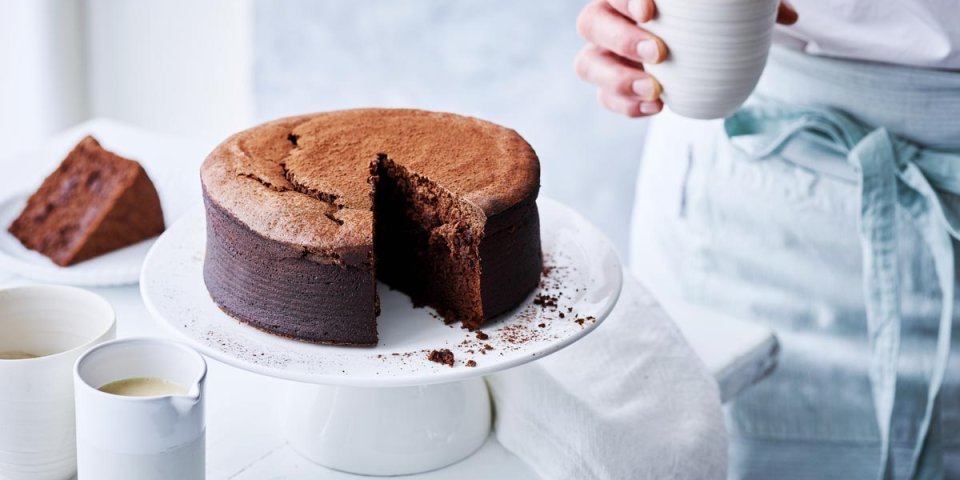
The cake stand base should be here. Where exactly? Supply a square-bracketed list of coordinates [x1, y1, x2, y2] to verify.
[284, 377, 492, 476]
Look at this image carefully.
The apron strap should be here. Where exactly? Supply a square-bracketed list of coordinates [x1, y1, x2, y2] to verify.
[848, 129, 903, 480]
[725, 102, 960, 479]
[893, 146, 956, 480]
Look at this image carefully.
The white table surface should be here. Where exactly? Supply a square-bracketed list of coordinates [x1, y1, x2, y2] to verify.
[0, 118, 778, 478]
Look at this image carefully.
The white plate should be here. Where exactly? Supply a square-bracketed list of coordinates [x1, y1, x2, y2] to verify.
[0, 192, 157, 286]
[141, 197, 623, 387]
[0, 121, 211, 286]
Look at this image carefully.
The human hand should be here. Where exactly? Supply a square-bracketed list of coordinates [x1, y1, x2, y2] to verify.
[575, 0, 798, 118]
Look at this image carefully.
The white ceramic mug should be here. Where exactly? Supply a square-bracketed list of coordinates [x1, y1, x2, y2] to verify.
[644, 0, 779, 119]
[0, 285, 116, 480]
[74, 338, 207, 480]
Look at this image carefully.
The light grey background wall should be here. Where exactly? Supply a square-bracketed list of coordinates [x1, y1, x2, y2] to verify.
[85, 0, 252, 141]
[0, 0, 87, 154]
[0, 0, 253, 154]
[252, 0, 650, 257]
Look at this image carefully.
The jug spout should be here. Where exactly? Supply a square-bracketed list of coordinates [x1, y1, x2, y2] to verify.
[170, 383, 202, 416]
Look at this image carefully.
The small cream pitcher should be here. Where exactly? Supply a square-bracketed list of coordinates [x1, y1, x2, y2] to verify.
[73, 338, 206, 480]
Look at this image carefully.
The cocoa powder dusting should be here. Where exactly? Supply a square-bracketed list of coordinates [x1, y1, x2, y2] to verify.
[390, 254, 595, 372]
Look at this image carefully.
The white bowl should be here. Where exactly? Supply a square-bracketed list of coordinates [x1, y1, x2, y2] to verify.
[0, 286, 116, 480]
[644, 0, 778, 119]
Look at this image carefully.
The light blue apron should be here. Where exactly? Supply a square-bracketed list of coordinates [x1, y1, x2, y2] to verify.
[630, 46, 960, 479]
[727, 100, 960, 478]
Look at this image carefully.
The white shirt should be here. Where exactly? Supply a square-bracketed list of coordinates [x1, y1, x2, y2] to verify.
[775, 0, 960, 69]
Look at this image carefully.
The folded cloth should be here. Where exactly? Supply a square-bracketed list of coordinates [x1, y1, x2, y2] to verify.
[487, 271, 727, 479]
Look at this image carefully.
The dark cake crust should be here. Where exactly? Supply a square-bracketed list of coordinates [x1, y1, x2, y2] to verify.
[478, 195, 542, 322]
[203, 189, 378, 345]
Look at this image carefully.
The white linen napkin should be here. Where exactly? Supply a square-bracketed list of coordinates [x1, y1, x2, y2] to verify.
[487, 271, 727, 479]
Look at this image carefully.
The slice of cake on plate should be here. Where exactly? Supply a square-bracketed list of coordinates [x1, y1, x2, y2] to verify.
[8, 136, 165, 266]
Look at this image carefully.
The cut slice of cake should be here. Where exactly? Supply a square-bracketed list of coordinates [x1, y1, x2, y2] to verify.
[374, 155, 493, 329]
[8, 136, 166, 266]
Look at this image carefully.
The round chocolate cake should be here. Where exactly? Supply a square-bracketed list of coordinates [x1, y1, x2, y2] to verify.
[200, 109, 541, 346]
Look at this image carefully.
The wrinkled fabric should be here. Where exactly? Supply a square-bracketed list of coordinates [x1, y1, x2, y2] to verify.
[488, 273, 727, 480]
[774, 0, 960, 69]
[631, 46, 960, 479]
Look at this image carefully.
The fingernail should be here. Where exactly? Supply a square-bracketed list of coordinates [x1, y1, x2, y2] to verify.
[628, 0, 646, 21]
[632, 79, 656, 99]
[636, 39, 660, 62]
[639, 101, 662, 115]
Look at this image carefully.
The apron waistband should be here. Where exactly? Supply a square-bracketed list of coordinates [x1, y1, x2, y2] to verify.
[757, 46, 960, 151]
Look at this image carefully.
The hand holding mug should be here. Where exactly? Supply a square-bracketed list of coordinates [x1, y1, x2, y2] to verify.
[575, 0, 798, 118]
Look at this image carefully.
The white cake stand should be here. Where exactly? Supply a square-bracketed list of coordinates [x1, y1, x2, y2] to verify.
[141, 197, 622, 476]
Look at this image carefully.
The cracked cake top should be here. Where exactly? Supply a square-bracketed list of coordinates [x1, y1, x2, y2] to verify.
[200, 109, 540, 266]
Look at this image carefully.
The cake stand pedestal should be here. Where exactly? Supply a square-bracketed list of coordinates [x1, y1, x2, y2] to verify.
[141, 198, 622, 476]
[284, 379, 491, 475]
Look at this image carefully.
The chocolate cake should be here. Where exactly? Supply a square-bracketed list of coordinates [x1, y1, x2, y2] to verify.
[9, 136, 165, 266]
[201, 109, 541, 346]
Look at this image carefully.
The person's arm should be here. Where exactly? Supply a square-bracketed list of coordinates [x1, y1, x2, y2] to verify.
[575, 0, 798, 118]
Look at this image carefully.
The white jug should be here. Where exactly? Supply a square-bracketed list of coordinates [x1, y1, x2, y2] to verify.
[73, 338, 206, 480]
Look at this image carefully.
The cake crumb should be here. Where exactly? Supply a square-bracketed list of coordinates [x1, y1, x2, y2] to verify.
[533, 293, 558, 308]
[538, 323, 546, 328]
[475, 331, 489, 340]
[466, 360, 477, 367]
[427, 349, 455, 367]
[575, 318, 585, 326]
